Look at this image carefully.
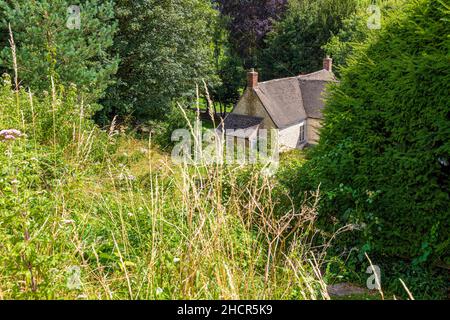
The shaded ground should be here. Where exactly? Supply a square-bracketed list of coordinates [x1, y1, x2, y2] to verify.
[327, 283, 382, 300]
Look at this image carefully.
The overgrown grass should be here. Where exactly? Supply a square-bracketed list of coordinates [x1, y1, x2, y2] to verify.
[0, 28, 421, 299]
[0, 73, 334, 299]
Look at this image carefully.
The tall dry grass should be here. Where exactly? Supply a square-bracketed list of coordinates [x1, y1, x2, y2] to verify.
[0, 27, 334, 300]
[0, 77, 332, 300]
[52, 121, 332, 299]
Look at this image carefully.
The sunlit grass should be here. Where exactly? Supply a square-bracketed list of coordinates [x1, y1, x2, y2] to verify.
[0, 74, 332, 299]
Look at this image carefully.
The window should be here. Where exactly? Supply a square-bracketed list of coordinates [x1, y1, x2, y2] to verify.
[299, 122, 306, 142]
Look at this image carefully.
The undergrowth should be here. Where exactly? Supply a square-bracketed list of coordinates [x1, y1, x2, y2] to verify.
[0, 74, 331, 299]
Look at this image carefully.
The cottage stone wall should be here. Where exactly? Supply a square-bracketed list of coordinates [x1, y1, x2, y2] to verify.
[233, 89, 276, 129]
[307, 118, 322, 144]
[232, 88, 324, 149]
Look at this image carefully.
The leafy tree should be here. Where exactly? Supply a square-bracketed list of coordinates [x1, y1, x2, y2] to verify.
[258, 0, 359, 80]
[324, 0, 404, 75]
[100, 0, 218, 123]
[0, 0, 119, 102]
[209, 13, 245, 112]
[214, 0, 287, 68]
[213, 49, 245, 111]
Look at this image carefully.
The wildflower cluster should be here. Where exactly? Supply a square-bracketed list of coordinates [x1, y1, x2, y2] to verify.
[0, 129, 25, 142]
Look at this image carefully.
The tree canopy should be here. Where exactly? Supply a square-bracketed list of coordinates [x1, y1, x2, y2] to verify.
[258, 0, 360, 80]
[0, 0, 118, 102]
[100, 0, 218, 122]
[214, 0, 287, 68]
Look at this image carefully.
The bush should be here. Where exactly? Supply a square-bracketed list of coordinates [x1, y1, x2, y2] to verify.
[0, 73, 113, 161]
[145, 103, 196, 150]
[283, 0, 449, 298]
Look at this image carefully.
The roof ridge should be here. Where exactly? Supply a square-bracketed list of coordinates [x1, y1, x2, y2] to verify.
[258, 78, 298, 85]
[299, 69, 327, 77]
[259, 69, 334, 84]
[298, 69, 337, 82]
[298, 79, 332, 82]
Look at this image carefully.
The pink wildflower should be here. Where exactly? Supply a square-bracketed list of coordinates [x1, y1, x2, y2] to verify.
[0, 129, 25, 142]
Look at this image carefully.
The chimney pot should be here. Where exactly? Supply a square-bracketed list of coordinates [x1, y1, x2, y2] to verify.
[247, 69, 258, 88]
[323, 56, 332, 72]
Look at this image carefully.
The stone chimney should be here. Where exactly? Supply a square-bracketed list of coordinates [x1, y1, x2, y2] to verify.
[323, 56, 332, 72]
[247, 68, 258, 88]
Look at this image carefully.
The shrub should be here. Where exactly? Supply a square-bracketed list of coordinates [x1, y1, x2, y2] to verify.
[145, 103, 196, 150]
[289, 0, 449, 280]
[0, 73, 113, 162]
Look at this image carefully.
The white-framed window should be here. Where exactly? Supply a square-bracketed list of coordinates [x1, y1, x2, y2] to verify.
[299, 122, 306, 142]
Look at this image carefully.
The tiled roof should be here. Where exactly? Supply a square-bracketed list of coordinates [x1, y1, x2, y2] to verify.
[219, 114, 263, 139]
[254, 77, 306, 128]
[253, 69, 337, 127]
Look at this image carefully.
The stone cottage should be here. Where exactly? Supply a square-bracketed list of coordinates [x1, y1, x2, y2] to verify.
[222, 57, 337, 150]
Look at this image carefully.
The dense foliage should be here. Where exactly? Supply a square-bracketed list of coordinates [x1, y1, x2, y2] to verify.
[99, 0, 218, 122]
[0, 0, 118, 103]
[258, 0, 360, 79]
[209, 16, 246, 109]
[0, 0, 448, 300]
[282, 0, 449, 297]
[323, 0, 404, 74]
[214, 0, 287, 68]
